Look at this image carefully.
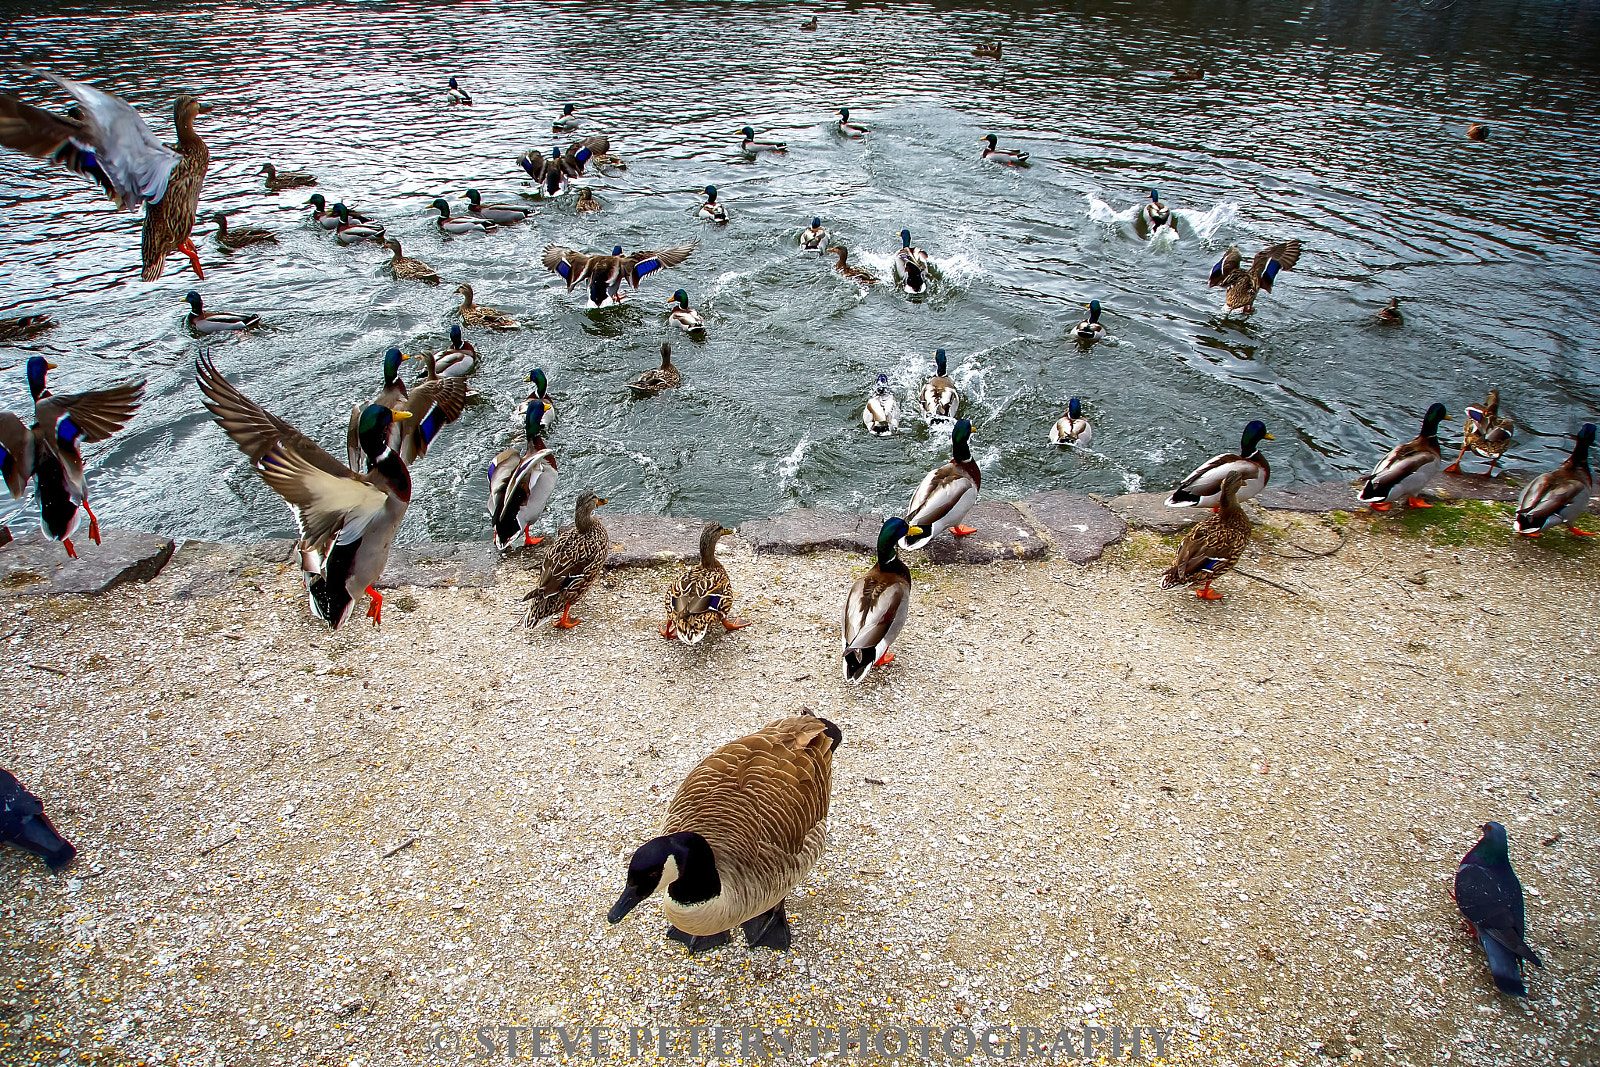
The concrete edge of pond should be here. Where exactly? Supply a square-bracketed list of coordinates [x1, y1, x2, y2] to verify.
[0, 470, 1575, 597]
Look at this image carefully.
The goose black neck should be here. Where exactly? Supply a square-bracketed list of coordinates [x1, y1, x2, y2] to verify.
[663, 831, 721, 906]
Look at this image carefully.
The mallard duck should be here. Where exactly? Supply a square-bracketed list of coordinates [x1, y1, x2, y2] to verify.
[1357, 403, 1451, 511]
[455, 283, 516, 329]
[333, 202, 386, 245]
[1073, 300, 1106, 342]
[1049, 397, 1092, 447]
[894, 229, 929, 294]
[185, 291, 259, 334]
[489, 400, 558, 550]
[424, 325, 478, 378]
[446, 77, 472, 106]
[974, 41, 1003, 58]
[608, 711, 839, 952]
[1171, 65, 1205, 81]
[552, 103, 578, 131]
[1513, 425, 1595, 538]
[660, 522, 749, 643]
[522, 491, 609, 628]
[979, 133, 1028, 165]
[918, 349, 960, 420]
[801, 15, 819, 29]
[1161, 470, 1252, 600]
[901, 418, 980, 549]
[0, 768, 77, 870]
[0, 356, 144, 558]
[197, 352, 412, 628]
[828, 245, 877, 284]
[428, 199, 489, 236]
[1143, 189, 1171, 229]
[259, 162, 316, 191]
[346, 348, 465, 469]
[0, 72, 211, 280]
[464, 188, 533, 224]
[698, 185, 729, 224]
[383, 238, 439, 283]
[542, 243, 697, 307]
[800, 217, 828, 251]
[1467, 123, 1489, 141]
[842, 517, 921, 681]
[513, 368, 555, 429]
[0, 314, 55, 342]
[739, 126, 787, 155]
[836, 107, 864, 137]
[667, 290, 706, 333]
[304, 193, 370, 229]
[631, 342, 682, 394]
[576, 188, 600, 214]
[212, 211, 275, 250]
[1167, 420, 1274, 508]
[430, 197, 495, 235]
[1209, 240, 1302, 314]
[1455, 822, 1542, 996]
[1377, 297, 1403, 324]
[863, 374, 900, 436]
[1447, 390, 1515, 474]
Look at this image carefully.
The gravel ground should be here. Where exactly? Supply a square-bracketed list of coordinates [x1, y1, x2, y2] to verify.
[1, 508, 1596, 1067]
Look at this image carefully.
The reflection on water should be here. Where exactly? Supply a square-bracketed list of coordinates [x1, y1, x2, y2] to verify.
[1, 0, 1597, 542]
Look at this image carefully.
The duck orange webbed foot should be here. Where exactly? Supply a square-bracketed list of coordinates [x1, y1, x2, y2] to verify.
[872, 652, 896, 667]
[522, 527, 543, 547]
[83, 502, 102, 545]
[950, 525, 977, 536]
[1368, 502, 1392, 513]
[1196, 586, 1224, 600]
[553, 605, 581, 629]
[62, 537, 78, 559]
[1442, 463, 1463, 474]
[1406, 497, 1433, 509]
[658, 624, 677, 640]
[180, 238, 205, 279]
[365, 585, 383, 625]
[1569, 526, 1598, 537]
[721, 617, 750, 631]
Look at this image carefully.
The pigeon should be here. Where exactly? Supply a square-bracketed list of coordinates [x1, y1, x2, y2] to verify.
[1454, 821, 1543, 996]
[1, 768, 76, 869]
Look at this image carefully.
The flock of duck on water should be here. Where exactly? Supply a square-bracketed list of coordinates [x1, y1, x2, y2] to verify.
[0, 45, 1558, 993]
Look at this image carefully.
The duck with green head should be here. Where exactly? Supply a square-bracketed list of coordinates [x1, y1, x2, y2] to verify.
[1513, 424, 1595, 538]
[1073, 300, 1106, 342]
[740, 125, 787, 155]
[894, 229, 929, 294]
[464, 188, 533, 224]
[1167, 420, 1274, 509]
[489, 400, 558, 551]
[699, 185, 728, 224]
[979, 134, 1028, 165]
[333, 203, 386, 245]
[902, 419, 980, 549]
[918, 349, 959, 419]
[513, 368, 556, 429]
[1049, 397, 1092, 447]
[837, 107, 864, 137]
[1357, 403, 1451, 511]
[668, 289, 705, 333]
[842, 517, 923, 681]
[431, 197, 496, 235]
[800, 217, 828, 251]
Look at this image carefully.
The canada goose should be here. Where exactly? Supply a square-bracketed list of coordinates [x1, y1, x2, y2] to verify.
[608, 712, 841, 953]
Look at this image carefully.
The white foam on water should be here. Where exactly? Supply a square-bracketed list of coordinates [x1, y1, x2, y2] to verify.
[777, 433, 810, 489]
[1184, 200, 1240, 244]
[1086, 193, 1137, 226]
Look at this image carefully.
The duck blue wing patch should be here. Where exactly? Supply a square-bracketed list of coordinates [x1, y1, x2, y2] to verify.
[54, 415, 82, 447]
[415, 406, 445, 449]
[1465, 406, 1486, 424]
[1208, 257, 1227, 286]
[554, 258, 573, 280]
[632, 256, 664, 279]
[1259, 260, 1283, 291]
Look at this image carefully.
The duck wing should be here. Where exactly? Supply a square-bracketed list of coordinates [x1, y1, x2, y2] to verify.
[1514, 467, 1588, 529]
[398, 375, 468, 463]
[32, 378, 146, 444]
[6, 70, 180, 211]
[841, 566, 910, 657]
[541, 245, 593, 289]
[564, 135, 610, 168]
[625, 243, 696, 287]
[1360, 436, 1439, 500]
[0, 412, 38, 498]
[257, 440, 391, 549]
[1207, 247, 1242, 288]
[1250, 239, 1302, 284]
[195, 351, 347, 478]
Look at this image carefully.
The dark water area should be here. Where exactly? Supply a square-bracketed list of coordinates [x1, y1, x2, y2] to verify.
[1, 0, 1597, 543]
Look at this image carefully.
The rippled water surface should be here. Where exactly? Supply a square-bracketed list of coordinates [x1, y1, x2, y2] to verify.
[2, 0, 1598, 542]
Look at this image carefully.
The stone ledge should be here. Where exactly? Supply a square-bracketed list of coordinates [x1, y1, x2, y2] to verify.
[923, 502, 1048, 565]
[158, 538, 297, 600]
[0, 529, 175, 596]
[384, 541, 500, 588]
[1020, 491, 1127, 564]
[1104, 493, 1201, 535]
[739, 509, 885, 556]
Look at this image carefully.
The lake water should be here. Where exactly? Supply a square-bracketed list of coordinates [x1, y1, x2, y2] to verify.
[2, 0, 1597, 543]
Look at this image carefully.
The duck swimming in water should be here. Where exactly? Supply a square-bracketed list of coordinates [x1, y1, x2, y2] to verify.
[699, 185, 728, 224]
[446, 77, 472, 106]
[1073, 300, 1106, 342]
[740, 126, 787, 155]
[862, 374, 900, 437]
[800, 217, 828, 251]
[979, 134, 1028, 165]
[837, 107, 864, 137]
[894, 229, 929, 294]
[1049, 397, 1092, 447]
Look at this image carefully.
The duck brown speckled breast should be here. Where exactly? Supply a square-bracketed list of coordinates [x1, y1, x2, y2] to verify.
[659, 715, 837, 934]
[141, 97, 209, 281]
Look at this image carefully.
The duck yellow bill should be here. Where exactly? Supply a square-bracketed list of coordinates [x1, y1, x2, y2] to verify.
[46, 361, 58, 370]
[1264, 432, 1275, 440]
[907, 525, 925, 537]
[596, 497, 609, 506]
[391, 410, 413, 420]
